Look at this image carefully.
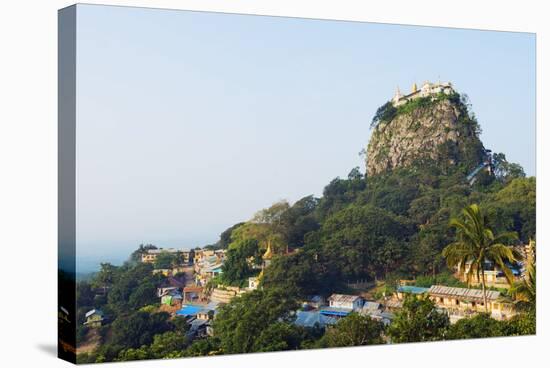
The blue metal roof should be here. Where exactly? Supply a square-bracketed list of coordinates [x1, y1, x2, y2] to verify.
[319, 307, 352, 317]
[295, 311, 338, 328]
[176, 304, 202, 316]
[397, 286, 429, 294]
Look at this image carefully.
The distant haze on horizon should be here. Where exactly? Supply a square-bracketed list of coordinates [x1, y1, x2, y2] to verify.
[75, 4, 536, 272]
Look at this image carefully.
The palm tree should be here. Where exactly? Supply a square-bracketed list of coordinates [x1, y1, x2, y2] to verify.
[511, 240, 536, 311]
[442, 204, 520, 312]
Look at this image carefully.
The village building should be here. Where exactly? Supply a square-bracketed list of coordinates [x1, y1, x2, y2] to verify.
[160, 289, 183, 307]
[427, 285, 515, 322]
[176, 304, 203, 318]
[319, 294, 363, 318]
[385, 299, 403, 311]
[192, 250, 226, 286]
[361, 301, 383, 315]
[183, 250, 195, 264]
[182, 285, 205, 303]
[193, 249, 223, 265]
[370, 311, 395, 326]
[359, 301, 394, 326]
[84, 309, 104, 328]
[194, 262, 223, 286]
[307, 295, 325, 309]
[141, 248, 194, 265]
[152, 266, 188, 277]
[214, 249, 226, 262]
[328, 294, 364, 311]
[196, 302, 219, 321]
[455, 260, 522, 288]
[175, 301, 220, 339]
[187, 319, 210, 339]
[141, 248, 178, 263]
[396, 285, 430, 300]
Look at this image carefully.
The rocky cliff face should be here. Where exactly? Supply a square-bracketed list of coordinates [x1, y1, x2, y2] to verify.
[366, 97, 485, 177]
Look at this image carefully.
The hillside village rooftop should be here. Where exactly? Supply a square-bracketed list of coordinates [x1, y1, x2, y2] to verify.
[428, 285, 500, 302]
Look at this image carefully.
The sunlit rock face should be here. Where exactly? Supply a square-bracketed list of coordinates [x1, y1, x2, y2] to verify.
[366, 97, 484, 177]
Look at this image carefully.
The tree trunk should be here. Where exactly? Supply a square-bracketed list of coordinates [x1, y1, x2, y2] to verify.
[481, 268, 488, 313]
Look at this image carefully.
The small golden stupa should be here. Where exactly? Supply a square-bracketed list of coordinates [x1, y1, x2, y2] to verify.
[262, 243, 273, 260]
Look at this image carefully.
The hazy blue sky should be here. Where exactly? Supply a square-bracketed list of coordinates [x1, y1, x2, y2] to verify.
[75, 4, 535, 271]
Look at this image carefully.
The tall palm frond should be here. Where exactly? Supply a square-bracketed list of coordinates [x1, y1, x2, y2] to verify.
[511, 241, 536, 311]
[443, 204, 520, 312]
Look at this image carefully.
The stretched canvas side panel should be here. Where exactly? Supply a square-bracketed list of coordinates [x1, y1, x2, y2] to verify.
[58, 5, 77, 364]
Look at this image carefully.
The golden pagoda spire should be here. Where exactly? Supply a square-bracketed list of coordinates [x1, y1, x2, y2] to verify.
[263, 242, 273, 260]
[412, 82, 418, 93]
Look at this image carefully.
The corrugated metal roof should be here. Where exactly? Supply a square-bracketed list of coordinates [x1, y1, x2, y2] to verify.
[362, 301, 382, 312]
[294, 311, 338, 328]
[319, 307, 352, 317]
[428, 285, 500, 301]
[385, 300, 403, 308]
[176, 305, 202, 316]
[397, 286, 430, 294]
[328, 294, 361, 303]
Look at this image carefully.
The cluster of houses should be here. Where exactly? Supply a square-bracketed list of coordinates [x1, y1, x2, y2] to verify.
[455, 241, 534, 289]
[138, 247, 229, 286]
[394, 284, 516, 323]
[82, 243, 527, 345]
[173, 302, 220, 338]
[295, 294, 394, 330]
[141, 248, 194, 264]
[83, 279, 518, 337]
[141, 248, 195, 277]
[455, 261, 522, 289]
[292, 282, 518, 332]
[193, 249, 226, 286]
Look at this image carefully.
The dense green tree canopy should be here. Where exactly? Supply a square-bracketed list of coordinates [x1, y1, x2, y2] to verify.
[221, 239, 260, 287]
[212, 288, 299, 354]
[447, 314, 505, 339]
[319, 313, 384, 347]
[387, 295, 450, 343]
[74, 98, 536, 361]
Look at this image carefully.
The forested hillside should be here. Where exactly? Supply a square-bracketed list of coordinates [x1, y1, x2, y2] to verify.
[75, 88, 536, 363]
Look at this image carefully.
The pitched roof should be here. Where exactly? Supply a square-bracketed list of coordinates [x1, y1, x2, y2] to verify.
[362, 301, 382, 312]
[328, 294, 362, 304]
[428, 285, 500, 301]
[385, 300, 403, 309]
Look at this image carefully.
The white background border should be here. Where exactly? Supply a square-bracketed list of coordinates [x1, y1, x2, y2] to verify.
[0, 1, 547, 367]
